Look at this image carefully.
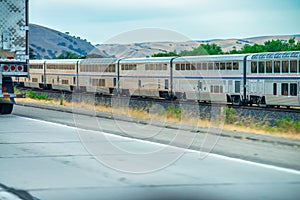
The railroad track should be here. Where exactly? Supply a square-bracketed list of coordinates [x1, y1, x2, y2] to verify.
[16, 86, 300, 114]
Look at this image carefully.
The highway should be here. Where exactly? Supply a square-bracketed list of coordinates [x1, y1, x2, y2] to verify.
[0, 104, 300, 199]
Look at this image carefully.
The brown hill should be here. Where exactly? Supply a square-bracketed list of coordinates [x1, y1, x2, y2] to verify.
[96, 35, 300, 58]
[29, 24, 300, 59]
[29, 24, 108, 59]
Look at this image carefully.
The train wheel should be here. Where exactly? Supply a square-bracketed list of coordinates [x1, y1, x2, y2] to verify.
[0, 103, 14, 114]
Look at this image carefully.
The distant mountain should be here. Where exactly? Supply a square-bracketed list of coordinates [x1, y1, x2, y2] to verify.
[29, 24, 108, 59]
[96, 34, 300, 58]
[29, 24, 300, 59]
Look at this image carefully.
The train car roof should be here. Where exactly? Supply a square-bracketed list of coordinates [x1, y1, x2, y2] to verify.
[249, 51, 300, 60]
[120, 57, 174, 63]
[175, 54, 247, 62]
[29, 59, 82, 64]
[29, 59, 45, 64]
[80, 58, 118, 64]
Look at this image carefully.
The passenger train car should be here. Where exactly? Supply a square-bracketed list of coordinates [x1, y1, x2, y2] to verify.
[17, 51, 300, 107]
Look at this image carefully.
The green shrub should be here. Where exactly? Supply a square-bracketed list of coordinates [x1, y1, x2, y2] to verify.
[274, 117, 300, 133]
[26, 90, 48, 100]
[165, 106, 182, 120]
[225, 107, 236, 124]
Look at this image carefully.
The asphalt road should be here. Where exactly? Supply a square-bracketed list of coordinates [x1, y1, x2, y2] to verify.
[0, 105, 299, 199]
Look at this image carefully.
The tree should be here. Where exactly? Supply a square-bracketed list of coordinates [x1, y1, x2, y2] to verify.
[152, 51, 179, 57]
[57, 51, 79, 59]
[230, 37, 300, 54]
[179, 43, 223, 56]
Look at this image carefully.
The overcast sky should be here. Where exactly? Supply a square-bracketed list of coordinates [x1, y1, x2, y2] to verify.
[30, 0, 300, 44]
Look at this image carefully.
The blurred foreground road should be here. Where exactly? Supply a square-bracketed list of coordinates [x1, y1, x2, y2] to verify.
[0, 105, 299, 199]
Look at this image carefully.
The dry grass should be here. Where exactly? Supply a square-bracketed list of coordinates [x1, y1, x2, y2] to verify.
[16, 98, 300, 140]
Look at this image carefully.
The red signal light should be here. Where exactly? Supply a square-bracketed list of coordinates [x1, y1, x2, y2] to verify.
[17, 65, 23, 71]
[3, 65, 9, 71]
[10, 65, 16, 71]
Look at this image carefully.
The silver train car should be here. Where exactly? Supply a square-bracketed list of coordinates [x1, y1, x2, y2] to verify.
[17, 51, 300, 107]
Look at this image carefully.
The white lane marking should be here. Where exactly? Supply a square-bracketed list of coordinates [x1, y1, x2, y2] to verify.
[16, 115, 300, 175]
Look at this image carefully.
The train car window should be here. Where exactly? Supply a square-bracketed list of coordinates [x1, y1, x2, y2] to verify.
[282, 61, 289, 73]
[208, 63, 214, 70]
[122, 64, 137, 70]
[146, 64, 151, 70]
[163, 64, 168, 70]
[57, 76, 59, 83]
[62, 80, 69, 85]
[92, 79, 105, 87]
[191, 64, 196, 70]
[281, 83, 288, 95]
[220, 62, 225, 70]
[133, 64, 137, 70]
[214, 62, 220, 70]
[266, 61, 272, 73]
[175, 64, 180, 70]
[104, 65, 110, 72]
[151, 64, 156, 70]
[290, 83, 297, 96]
[30, 64, 43, 69]
[196, 63, 201, 70]
[157, 64, 163, 71]
[138, 80, 142, 88]
[111, 64, 116, 72]
[101, 79, 105, 86]
[202, 63, 208, 70]
[186, 63, 191, 70]
[128, 64, 132, 70]
[274, 61, 280, 73]
[210, 85, 214, 93]
[251, 62, 257, 73]
[73, 77, 76, 85]
[290, 60, 297, 73]
[214, 86, 220, 93]
[233, 62, 239, 70]
[47, 64, 75, 70]
[32, 78, 38, 83]
[181, 63, 185, 70]
[273, 83, 277, 95]
[226, 62, 232, 70]
[220, 85, 223, 93]
[258, 61, 265, 73]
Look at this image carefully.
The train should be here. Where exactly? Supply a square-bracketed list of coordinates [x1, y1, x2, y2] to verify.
[16, 51, 300, 107]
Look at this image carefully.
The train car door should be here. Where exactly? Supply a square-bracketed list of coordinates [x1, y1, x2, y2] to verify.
[165, 79, 169, 90]
[197, 80, 202, 100]
[257, 80, 264, 95]
[235, 80, 241, 93]
[113, 78, 117, 87]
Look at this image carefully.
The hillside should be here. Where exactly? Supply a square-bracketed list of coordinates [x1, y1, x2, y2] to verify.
[96, 35, 300, 58]
[29, 24, 299, 59]
[29, 24, 107, 59]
